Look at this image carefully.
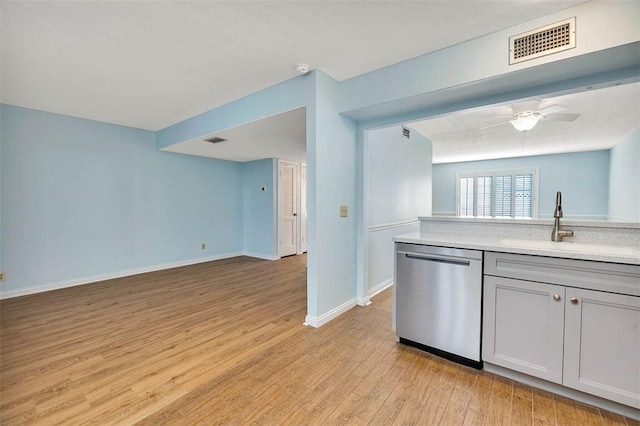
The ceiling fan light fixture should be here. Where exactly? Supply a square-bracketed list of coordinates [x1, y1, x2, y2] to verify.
[510, 112, 540, 132]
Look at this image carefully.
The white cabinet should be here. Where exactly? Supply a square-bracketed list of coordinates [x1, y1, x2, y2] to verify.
[483, 276, 565, 383]
[563, 288, 640, 408]
[483, 252, 640, 409]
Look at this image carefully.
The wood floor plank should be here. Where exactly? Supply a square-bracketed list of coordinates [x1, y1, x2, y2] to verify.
[485, 375, 514, 425]
[0, 254, 629, 425]
[574, 402, 607, 426]
[440, 387, 471, 425]
[533, 388, 557, 426]
[511, 395, 534, 426]
[463, 371, 494, 426]
[417, 360, 459, 424]
[555, 394, 579, 425]
[600, 409, 628, 426]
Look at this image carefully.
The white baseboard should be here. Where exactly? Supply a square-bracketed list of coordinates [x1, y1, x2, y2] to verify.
[357, 297, 371, 306]
[304, 298, 358, 328]
[0, 251, 244, 300]
[242, 251, 280, 261]
[359, 278, 394, 306]
[369, 278, 393, 298]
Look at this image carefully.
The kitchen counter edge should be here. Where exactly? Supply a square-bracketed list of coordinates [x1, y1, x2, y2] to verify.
[394, 232, 640, 265]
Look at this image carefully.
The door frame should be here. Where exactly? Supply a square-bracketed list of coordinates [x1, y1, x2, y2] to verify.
[278, 159, 300, 258]
[299, 164, 308, 254]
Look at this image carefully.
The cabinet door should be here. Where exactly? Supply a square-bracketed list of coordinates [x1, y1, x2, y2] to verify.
[563, 288, 640, 408]
[483, 276, 565, 383]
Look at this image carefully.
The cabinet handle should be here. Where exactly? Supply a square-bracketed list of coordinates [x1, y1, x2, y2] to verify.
[570, 297, 579, 304]
[553, 294, 561, 301]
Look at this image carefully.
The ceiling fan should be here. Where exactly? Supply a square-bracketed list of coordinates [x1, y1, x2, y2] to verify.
[482, 102, 581, 132]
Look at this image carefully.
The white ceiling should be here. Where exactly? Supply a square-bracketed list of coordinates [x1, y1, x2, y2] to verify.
[1, 0, 585, 132]
[162, 107, 306, 163]
[409, 81, 640, 164]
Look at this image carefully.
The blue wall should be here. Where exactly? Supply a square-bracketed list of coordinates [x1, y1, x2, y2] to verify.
[366, 125, 432, 293]
[242, 158, 277, 258]
[311, 71, 358, 316]
[1, 105, 243, 297]
[432, 150, 610, 220]
[609, 130, 640, 222]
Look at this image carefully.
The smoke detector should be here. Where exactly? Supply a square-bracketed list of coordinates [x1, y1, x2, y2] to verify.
[295, 63, 310, 74]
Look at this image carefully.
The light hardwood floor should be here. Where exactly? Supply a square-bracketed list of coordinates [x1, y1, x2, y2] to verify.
[1, 254, 637, 425]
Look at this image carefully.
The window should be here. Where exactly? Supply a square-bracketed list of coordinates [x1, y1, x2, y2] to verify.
[456, 169, 537, 218]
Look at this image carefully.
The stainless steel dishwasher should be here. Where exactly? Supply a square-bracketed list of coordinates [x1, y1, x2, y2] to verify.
[395, 242, 483, 368]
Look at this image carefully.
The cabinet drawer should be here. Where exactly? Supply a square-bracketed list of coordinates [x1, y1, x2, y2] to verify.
[484, 252, 640, 296]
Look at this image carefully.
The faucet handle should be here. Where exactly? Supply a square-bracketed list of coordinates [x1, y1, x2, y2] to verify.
[560, 230, 574, 239]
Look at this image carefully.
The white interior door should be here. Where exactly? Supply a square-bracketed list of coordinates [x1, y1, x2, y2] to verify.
[279, 161, 298, 257]
[300, 164, 308, 254]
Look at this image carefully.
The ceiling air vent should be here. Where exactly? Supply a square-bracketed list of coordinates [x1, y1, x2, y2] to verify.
[402, 127, 411, 140]
[509, 17, 576, 65]
[204, 136, 227, 144]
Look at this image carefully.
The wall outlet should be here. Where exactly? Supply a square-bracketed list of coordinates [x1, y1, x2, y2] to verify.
[201, 243, 206, 250]
[340, 205, 348, 217]
[0, 272, 5, 281]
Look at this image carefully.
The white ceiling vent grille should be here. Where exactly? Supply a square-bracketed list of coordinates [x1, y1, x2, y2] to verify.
[402, 127, 411, 140]
[509, 17, 576, 65]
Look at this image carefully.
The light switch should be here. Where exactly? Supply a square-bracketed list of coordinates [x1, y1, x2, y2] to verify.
[340, 205, 348, 217]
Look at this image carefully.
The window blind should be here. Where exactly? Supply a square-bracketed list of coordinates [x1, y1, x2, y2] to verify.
[514, 174, 533, 218]
[477, 176, 493, 217]
[457, 169, 536, 218]
[495, 175, 512, 217]
[459, 177, 475, 216]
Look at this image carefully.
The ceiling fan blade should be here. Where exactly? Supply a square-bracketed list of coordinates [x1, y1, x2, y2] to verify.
[543, 113, 581, 122]
[480, 121, 511, 130]
[511, 101, 540, 113]
[537, 104, 566, 115]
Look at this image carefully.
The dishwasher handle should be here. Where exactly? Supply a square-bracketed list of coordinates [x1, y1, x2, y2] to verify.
[402, 252, 471, 266]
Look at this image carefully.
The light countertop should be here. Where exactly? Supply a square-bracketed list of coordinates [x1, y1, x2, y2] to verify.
[394, 232, 640, 265]
[418, 216, 640, 229]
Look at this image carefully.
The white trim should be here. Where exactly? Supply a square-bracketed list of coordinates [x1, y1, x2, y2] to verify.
[242, 251, 280, 261]
[359, 278, 394, 306]
[357, 297, 372, 306]
[367, 220, 419, 232]
[303, 298, 358, 328]
[369, 278, 393, 298]
[278, 159, 300, 258]
[299, 163, 308, 254]
[0, 251, 243, 300]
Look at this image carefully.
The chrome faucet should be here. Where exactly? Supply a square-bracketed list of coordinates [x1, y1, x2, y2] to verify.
[551, 191, 574, 242]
